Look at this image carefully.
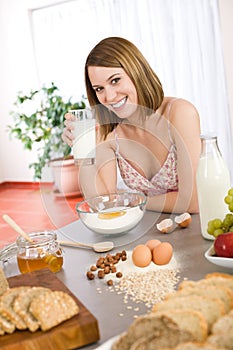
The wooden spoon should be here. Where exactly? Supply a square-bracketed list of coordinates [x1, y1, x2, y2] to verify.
[2, 214, 34, 243]
[59, 240, 114, 253]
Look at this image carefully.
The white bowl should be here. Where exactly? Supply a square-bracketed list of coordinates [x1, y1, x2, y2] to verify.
[76, 192, 147, 235]
[204, 245, 233, 269]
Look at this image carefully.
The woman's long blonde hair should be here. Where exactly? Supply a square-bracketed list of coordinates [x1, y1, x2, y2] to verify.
[85, 37, 164, 140]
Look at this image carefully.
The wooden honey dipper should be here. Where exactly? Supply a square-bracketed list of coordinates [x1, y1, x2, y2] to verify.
[2, 214, 62, 272]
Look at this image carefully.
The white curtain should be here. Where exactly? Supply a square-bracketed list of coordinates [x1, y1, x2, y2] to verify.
[31, 0, 233, 177]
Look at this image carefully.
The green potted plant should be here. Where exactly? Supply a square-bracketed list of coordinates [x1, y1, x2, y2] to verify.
[8, 82, 86, 195]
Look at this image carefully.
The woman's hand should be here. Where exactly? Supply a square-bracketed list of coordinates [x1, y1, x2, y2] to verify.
[61, 113, 75, 147]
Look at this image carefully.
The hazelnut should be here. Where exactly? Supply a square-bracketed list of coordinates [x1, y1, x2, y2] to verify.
[86, 271, 95, 280]
[104, 266, 110, 274]
[90, 265, 97, 271]
[98, 270, 105, 279]
[116, 272, 123, 278]
[111, 266, 117, 273]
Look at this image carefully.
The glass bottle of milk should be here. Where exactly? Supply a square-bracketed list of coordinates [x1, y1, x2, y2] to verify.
[196, 135, 231, 240]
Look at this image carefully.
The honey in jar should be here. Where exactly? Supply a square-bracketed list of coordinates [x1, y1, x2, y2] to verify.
[17, 231, 64, 273]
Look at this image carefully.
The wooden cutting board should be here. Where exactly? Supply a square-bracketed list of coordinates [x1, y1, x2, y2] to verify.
[0, 268, 100, 350]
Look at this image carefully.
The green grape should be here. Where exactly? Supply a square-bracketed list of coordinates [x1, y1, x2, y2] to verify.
[224, 195, 233, 205]
[229, 202, 233, 212]
[223, 213, 233, 231]
[205, 187, 233, 236]
[207, 220, 215, 235]
[213, 228, 224, 237]
[212, 218, 223, 229]
[225, 213, 233, 221]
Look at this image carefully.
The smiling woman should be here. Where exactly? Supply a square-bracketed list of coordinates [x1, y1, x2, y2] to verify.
[62, 36, 201, 214]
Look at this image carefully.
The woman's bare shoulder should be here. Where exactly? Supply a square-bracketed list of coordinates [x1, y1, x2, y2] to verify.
[161, 97, 200, 126]
[96, 128, 116, 154]
[169, 97, 199, 115]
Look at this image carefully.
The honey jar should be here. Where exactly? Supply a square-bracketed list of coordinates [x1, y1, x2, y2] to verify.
[16, 231, 64, 274]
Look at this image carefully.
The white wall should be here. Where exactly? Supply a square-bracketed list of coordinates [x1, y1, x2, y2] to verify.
[0, 0, 39, 182]
[0, 0, 233, 183]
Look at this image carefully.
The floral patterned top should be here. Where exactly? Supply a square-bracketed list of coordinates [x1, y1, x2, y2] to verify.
[115, 142, 178, 196]
[115, 100, 178, 196]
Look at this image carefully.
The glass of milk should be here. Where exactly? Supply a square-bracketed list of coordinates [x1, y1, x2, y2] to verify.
[69, 108, 96, 166]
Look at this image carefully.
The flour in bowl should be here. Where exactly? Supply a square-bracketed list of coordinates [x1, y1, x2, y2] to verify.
[83, 206, 144, 234]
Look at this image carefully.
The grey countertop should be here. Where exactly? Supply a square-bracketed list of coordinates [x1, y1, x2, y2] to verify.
[3, 211, 232, 349]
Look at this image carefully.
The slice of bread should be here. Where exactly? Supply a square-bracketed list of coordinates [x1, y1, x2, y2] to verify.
[129, 332, 182, 350]
[150, 310, 208, 343]
[207, 333, 233, 350]
[178, 276, 233, 293]
[112, 312, 189, 350]
[165, 285, 233, 313]
[0, 287, 29, 329]
[205, 272, 233, 280]
[152, 295, 225, 331]
[111, 309, 208, 350]
[0, 267, 9, 296]
[111, 332, 132, 350]
[13, 286, 51, 332]
[211, 309, 233, 334]
[29, 290, 79, 331]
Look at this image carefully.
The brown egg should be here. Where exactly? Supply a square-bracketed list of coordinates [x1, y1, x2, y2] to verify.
[152, 242, 173, 265]
[132, 244, 152, 268]
[146, 239, 161, 252]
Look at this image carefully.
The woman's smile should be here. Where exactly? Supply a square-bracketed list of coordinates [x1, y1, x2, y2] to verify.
[111, 96, 127, 110]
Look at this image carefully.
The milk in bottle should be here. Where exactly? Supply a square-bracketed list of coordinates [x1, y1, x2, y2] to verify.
[196, 135, 231, 240]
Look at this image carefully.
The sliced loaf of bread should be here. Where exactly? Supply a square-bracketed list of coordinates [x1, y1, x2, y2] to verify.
[152, 295, 225, 331]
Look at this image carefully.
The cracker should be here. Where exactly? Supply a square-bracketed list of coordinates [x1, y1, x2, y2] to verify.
[29, 290, 79, 331]
[13, 286, 51, 332]
[0, 314, 15, 333]
[0, 287, 29, 329]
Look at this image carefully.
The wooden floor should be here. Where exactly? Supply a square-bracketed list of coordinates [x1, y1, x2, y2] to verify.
[0, 182, 83, 249]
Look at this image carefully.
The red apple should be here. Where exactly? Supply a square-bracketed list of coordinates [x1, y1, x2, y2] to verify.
[214, 232, 233, 258]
